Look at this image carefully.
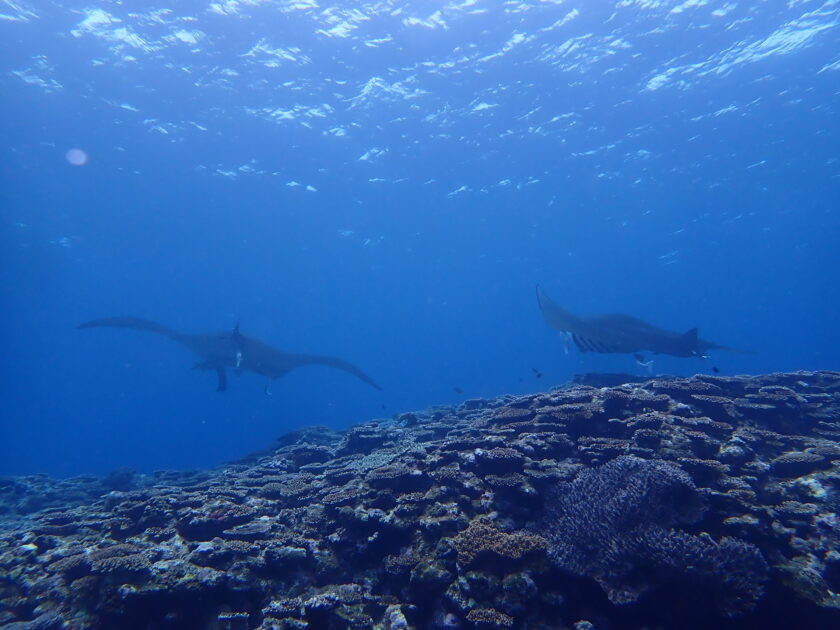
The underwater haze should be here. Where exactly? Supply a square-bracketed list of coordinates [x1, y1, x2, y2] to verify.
[1, 0, 838, 478]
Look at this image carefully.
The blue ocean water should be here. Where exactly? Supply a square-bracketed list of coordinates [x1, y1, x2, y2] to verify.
[1, 0, 838, 479]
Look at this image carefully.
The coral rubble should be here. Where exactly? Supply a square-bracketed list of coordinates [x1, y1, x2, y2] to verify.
[1, 370, 840, 629]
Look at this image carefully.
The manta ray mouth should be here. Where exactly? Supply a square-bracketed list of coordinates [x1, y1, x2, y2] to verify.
[571, 334, 618, 354]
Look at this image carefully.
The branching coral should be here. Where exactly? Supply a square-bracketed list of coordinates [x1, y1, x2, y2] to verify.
[534, 455, 768, 616]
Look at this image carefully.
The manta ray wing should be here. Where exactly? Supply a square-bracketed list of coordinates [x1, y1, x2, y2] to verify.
[536, 285, 585, 334]
[537, 286, 639, 354]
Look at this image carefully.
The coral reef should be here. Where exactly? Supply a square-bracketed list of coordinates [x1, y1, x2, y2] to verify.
[1, 371, 840, 629]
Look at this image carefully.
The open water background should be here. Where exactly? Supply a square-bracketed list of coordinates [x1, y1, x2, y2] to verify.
[1, 0, 838, 477]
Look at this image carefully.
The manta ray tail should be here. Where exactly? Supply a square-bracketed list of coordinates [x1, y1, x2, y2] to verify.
[692, 328, 755, 356]
[77, 316, 181, 340]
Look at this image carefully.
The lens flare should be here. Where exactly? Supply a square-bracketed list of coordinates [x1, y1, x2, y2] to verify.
[65, 148, 89, 166]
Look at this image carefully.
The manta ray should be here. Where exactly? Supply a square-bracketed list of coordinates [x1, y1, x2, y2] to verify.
[78, 316, 382, 393]
[536, 286, 748, 359]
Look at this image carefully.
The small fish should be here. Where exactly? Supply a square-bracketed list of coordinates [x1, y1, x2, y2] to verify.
[633, 353, 653, 366]
[634, 353, 654, 373]
[712, 366, 720, 374]
[453, 386, 464, 394]
[531, 367, 543, 379]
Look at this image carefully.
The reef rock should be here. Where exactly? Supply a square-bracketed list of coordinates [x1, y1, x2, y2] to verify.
[1, 371, 840, 630]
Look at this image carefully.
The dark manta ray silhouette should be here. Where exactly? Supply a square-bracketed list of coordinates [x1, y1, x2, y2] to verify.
[78, 316, 382, 393]
[536, 286, 749, 359]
